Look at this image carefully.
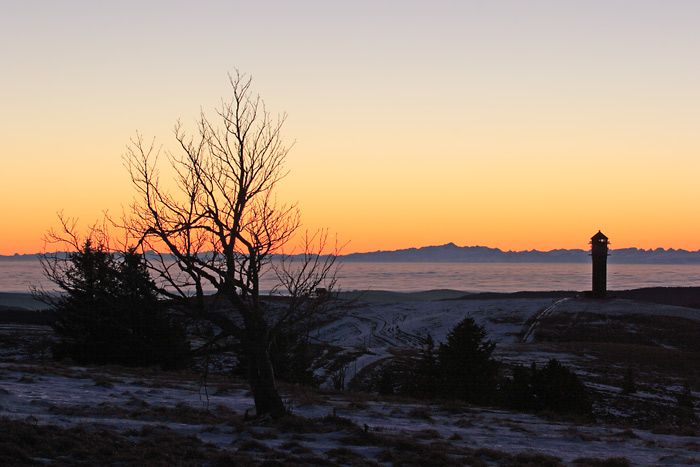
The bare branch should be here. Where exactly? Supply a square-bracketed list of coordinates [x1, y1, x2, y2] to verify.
[120, 72, 340, 419]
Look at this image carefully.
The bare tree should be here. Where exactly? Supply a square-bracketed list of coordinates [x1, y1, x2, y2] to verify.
[123, 71, 338, 419]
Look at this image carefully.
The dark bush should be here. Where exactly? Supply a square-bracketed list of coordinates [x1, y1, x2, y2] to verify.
[504, 359, 592, 415]
[676, 382, 695, 409]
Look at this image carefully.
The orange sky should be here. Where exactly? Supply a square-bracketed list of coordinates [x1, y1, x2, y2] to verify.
[2, 1, 699, 255]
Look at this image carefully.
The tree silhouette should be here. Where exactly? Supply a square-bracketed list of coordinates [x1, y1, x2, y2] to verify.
[34, 223, 189, 369]
[123, 71, 338, 418]
[437, 317, 499, 404]
[414, 333, 440, 399]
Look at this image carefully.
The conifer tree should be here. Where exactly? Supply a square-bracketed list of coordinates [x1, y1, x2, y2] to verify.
[37, 239, 190, 369]
[437, 317, 499, 403]
[415, 333, 440, 399]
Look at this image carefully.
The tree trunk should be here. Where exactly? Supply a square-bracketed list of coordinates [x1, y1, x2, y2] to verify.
[245, 328, 286, 419]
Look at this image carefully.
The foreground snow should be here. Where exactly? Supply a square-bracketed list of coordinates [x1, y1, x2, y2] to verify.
[1, 361, 699, 465]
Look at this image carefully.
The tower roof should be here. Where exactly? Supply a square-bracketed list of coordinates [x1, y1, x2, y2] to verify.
[591, 230, 608, 241]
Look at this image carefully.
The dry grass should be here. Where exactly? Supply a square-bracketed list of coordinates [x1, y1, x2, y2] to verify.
[210, 381, 247, 395]
[376, 440, 475, 466]
[236, 439, 271, 453]
[557, 341, 700, 380]
[506, 452, 563, 466]
[650, 424, 699, 437]
[572, 456, 632, 466]
[0, 417, 250, 466]
[474, 447, 512, 462]
[437, 399, 474, 415]
[412, 428, 442, 440]
[407, 406, 435, 422]
[326, 447, 381, 466]
[89, 374, 118, 388]
[280, 440, 313, 455]
[560, 426, 601, 442]
[279, 381, 332, 408]
[3, 416, 445, 466]
[536, 312, 700, 354]
[47, 401, 240, 426]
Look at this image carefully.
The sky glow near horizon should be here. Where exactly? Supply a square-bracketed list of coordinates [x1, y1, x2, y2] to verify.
[2, 1, 699, 255]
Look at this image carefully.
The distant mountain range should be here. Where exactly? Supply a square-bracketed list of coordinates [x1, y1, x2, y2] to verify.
[338, 243, 700, 264]
[3, 243, 700, 264]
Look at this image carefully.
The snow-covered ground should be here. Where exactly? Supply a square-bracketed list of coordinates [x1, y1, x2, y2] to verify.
[549, 297, 700, 322]
[315, 297, 556, 348]
[3, 294, 700, 465]
[1, 360, 699, 465]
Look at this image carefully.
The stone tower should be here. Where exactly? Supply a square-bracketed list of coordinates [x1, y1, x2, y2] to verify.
[590, 231, 609, 298]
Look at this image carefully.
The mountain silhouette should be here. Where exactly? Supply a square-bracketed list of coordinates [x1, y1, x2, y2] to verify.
[339, 244, 700, 264]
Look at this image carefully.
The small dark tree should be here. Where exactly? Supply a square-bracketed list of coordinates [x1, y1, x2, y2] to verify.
[676, 382, 695, 409]
[378, 369, 395, 396]
[34, 221, 190, 369]
[331, 366, 347, 391]
[621, 367, 637, 395]
[437, 317, 499, 404]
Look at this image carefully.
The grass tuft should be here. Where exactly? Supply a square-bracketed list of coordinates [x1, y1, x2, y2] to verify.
[572, 457, 632, 467]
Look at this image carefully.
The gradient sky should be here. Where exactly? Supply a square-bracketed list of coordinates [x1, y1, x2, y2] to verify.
[2, 1, 699, 255]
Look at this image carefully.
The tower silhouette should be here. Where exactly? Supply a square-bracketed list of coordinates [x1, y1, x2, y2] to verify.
[590, 231, 609, 298]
